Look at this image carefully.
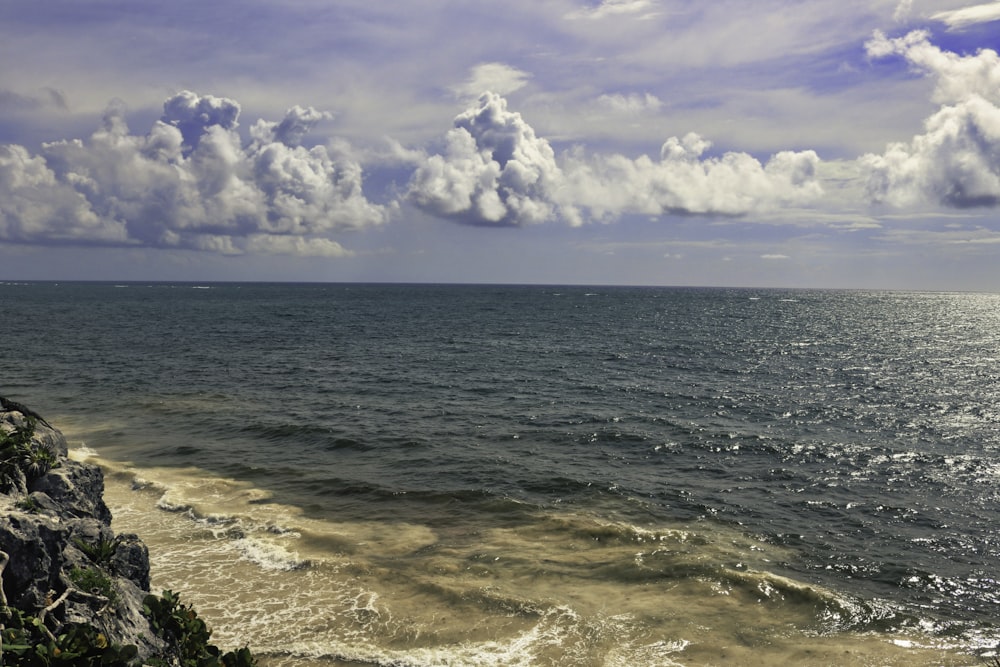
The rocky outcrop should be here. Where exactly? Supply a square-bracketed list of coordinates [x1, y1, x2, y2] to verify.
[0, 404, 164, 659]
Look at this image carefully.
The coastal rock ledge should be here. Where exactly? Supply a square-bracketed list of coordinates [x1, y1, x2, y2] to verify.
[0, 400, 248, 665]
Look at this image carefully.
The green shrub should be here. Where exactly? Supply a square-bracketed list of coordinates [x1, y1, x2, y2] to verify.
[0, 416, 58, 492]
[143, 590, 256, 667]
[67, 567, 119, 608]
[0, 590, 256, 666]
[0, 605, 139, 666]
[73, 535, 121, 568]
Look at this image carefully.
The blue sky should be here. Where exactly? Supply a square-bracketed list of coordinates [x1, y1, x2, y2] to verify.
[2, 0, 1000, 289]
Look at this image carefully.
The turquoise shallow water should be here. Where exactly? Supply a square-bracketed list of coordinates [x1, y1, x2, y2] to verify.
[3, 282, 1000, 664]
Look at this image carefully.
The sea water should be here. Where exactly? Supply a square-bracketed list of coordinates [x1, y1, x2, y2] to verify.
[2, 282, 999, 665]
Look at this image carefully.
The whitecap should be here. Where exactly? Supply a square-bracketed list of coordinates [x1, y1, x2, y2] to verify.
[234, 536, 308, 571]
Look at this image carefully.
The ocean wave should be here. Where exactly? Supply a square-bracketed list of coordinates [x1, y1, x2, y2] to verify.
[233, 536, 308, 571]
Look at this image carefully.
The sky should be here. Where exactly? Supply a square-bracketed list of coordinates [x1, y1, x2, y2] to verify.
[3, 1, 1000, 289]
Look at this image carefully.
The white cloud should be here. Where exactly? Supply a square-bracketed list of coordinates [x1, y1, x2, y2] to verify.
[874, 225, 1000, 246]
[866, 29, 1000, 105]
[0, 144, 123, 243]
[567, 0, 658, 20]
[931, 2, 1000, 30]
[251, 105, 333, 148]
[893, 0, 914, 22]
[0, 91, 387, 254]
[408, 92, 823, 227]
[862, 96, 1000, 207]
[453, 63, 532, 99]
[596, 92, 663, 114]
[408, 93, 560, 226]
[244, 234, 353, 257]
[559, 135, 822, 223]
[161, 90, 241, 151]
[863, 31, 1000, 208]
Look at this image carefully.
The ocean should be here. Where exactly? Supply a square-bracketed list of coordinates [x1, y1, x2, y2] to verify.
[2, 281, 998, 666]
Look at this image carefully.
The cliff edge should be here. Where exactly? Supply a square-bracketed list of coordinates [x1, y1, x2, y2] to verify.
[0, 400, 253, 665]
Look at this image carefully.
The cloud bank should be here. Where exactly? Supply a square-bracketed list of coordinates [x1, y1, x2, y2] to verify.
[862, 30, 1000, 208]
[4, 29, 1000, 261]
[408, 92, 823, 227]
[0, 92, 386, 256]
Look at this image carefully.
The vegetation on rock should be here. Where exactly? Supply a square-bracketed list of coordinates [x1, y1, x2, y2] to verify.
[0, 416, 58, 494]
[1, 590, 255, 666]
[66, 567, 119, 609]
[0, 604, 139, 666]
[0, 405, 257, 666]
[143, 590, 255, 667]
[72, 537, 121, 570]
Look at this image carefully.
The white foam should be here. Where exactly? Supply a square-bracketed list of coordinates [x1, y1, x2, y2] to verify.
[70, 443, 98, 460]
[264, 606, 689, 667]
[234, 536, 308, 571]
[155, 496, 192, 513]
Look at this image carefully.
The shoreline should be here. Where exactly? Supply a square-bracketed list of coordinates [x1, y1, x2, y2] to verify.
[88, 441, 986, 666]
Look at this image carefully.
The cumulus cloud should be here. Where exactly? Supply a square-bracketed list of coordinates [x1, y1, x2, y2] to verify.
[866, 29, 1000, 105]
[408, 92, 561, 226]
[250, 105, 333, 148]
[408, 92, 823, 227]
[559, 135, 821, 224]
[0, 144, 120, 242]
[863, 31, 1000, 208]
[161, 90, 241, 152]
[0, 91, 387, 255]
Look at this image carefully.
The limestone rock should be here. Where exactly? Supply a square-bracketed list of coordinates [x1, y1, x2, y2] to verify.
[30, 458, 113, 523]
[0, 401, 164, 659]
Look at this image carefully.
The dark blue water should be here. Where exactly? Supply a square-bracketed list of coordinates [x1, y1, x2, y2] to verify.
[3, 282, 999, 665]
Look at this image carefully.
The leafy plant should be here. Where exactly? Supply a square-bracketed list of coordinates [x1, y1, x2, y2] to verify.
[20, 443, 58, 482]
[73, 535, 122, 568]
[67, 567, 119, 608]
[0, 418, 33, 492]
[0, 605, 139, 666]
[14, 495, 43, 514]
[0, 590, 256, 666]
[0, 416, 58, 493]
[142, 590, 256, 667]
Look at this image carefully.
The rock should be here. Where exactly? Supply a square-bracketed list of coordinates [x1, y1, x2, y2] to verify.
[0, 511, 68, 609]
[112, 533, 152, 591]
[0, 401, 165, 659]
[30, 458, 113, 524]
